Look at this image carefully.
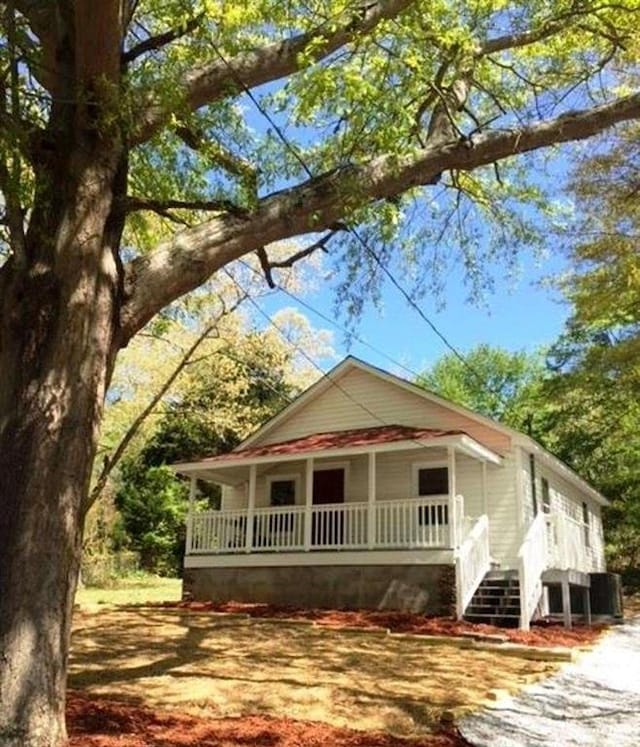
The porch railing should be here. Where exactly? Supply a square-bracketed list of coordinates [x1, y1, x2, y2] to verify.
[518, 512, 547, 631]
[455, 514, 490, 618]
[189, 496, 460, 554]
[546, 512, 592, 573]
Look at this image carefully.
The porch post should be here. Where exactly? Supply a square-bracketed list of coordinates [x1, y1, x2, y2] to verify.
[367, 451, 376, 549]
[186, 476, 196, 554]
[245, 464, 256, 552]
[481, 461, 488, 516]
[304, 457, 314, 551]
[448, 446, 457, 548]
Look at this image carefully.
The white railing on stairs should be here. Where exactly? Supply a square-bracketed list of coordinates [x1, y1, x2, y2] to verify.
[455, 514, 491, 618]
[518, 512, 547, 631]
[546, 512, 591, 573]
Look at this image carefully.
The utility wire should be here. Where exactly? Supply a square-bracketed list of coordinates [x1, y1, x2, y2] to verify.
[210, 40, 513, 415]
[236, 257, 428, 382]
[224, 268, 397, 430]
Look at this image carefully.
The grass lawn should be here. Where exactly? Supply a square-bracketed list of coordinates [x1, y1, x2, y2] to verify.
[75, 575, 181, 607]
[69, 607, 559, 739]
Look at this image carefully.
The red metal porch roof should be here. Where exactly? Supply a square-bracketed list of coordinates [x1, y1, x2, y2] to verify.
[195, 424, 466, 463]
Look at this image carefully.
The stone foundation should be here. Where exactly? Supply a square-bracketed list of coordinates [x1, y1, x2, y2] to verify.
[183, 564, 455, 614]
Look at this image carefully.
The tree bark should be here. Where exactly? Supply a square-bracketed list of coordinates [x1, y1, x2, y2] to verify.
[0, 4, 124, 742]
[0, 153, 122, 745]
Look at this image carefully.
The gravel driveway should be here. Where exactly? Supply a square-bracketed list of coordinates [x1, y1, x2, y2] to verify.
[459, 618, 640, 747]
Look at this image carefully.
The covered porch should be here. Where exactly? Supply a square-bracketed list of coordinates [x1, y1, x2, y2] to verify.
[173, 425, 502, 558]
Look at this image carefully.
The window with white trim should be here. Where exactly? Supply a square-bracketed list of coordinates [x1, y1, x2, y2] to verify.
[268, 477, 297, 506]
[541, 477, 551, 514]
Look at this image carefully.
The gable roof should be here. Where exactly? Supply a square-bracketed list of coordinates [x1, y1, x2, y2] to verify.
[235, 356, 608, 506]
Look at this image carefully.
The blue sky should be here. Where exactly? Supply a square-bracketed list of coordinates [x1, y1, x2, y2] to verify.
[255, 241, 571, 379]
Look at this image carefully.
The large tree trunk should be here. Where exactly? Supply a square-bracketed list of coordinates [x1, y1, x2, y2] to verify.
[0, 154, 122, 745]
[0, 4, 124, 743]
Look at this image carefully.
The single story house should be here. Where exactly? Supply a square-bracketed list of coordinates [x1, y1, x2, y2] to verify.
[174, 356, 620, 629]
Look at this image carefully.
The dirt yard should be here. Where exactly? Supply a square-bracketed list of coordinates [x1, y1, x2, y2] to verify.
[69, 607, 560, 740]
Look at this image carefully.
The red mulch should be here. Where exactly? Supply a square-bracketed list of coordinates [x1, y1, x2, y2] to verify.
[158, 600, 605, 648]
[67, 691, 470, 747]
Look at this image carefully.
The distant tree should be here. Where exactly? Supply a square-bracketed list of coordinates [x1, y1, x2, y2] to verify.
[542, 121, 640, 576]
[113, 326, 319, 575]
[417, 344, 546, 430]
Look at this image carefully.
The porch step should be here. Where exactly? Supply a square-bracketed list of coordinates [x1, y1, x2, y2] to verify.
[463, 570, 522, 629]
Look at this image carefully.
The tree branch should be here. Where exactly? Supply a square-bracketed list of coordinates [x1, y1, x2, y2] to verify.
[123, 14, 203, 64]
[125, 195, 248, 217]
[256, 230, 339, 288]
[132, 0, 415, 145]
[121, 91, 640, 340]
[86, 293, 246, 510]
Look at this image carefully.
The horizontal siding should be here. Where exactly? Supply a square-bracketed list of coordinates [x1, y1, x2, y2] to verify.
[485, 452, 520, 567]
[537, 457, 606, 573]
[516, 447, 606, 573]
[254, 367, 511, 454]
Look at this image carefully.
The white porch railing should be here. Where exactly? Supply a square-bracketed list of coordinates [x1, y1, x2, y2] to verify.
[455, 514, 491, 618]
[312, 502, 368, 549]
[253, 505, 306, 551]
[189, 497, 457, 554]
[518, 512, 547, 631]
[375, 497, 451, 548]
[546, 512, 592, 573]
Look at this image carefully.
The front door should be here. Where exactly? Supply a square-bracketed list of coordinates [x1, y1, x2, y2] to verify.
[312, 468, 345, 546]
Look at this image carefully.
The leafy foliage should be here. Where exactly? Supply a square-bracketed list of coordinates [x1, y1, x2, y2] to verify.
[112, 319, 326, 574]
[542, 122, 640, 576]
[417, 344, 546, 430]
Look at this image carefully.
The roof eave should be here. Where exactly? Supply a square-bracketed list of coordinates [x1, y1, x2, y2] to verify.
[171, 433, 502, 475]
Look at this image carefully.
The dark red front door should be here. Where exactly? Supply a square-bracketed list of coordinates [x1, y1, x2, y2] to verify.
[312, 469, 345, 546]
[312, 469, 345, 505]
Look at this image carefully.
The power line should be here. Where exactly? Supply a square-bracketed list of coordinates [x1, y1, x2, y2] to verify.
[235, 257, 427, 382]
[210, 39, 512, 413]
[223, 267, 396, 430]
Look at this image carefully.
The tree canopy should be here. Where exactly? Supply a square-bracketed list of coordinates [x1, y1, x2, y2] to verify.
[417, 344, 545, 429]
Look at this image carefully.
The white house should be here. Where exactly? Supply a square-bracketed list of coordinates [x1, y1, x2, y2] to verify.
[174, 356, 615, 629]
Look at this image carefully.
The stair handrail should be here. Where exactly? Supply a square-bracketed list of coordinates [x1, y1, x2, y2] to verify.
[455, 514, 490, 618]
[517, 512, 547, 631]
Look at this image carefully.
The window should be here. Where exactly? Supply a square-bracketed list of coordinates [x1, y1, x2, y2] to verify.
[417, 466, 449, 496]
[269, 479, 296, 506]
[582, 502, 591, 547]
[541, 478, 551, 514]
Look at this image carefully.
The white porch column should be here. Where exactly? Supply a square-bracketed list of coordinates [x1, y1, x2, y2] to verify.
[186, 476, 196, 554]
[481, 461, 488, 516]
[245, 464, 256, 552]
[447, 446, 457, 549]
[304, 457, 314, 551]
[367, 451, 376, 549]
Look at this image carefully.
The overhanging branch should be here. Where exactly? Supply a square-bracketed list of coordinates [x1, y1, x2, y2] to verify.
[256, 229, 339, 288]
[121, 90, 640, 341]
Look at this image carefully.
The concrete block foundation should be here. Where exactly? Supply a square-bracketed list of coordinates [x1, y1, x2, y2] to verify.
[183, 564, 456, 615]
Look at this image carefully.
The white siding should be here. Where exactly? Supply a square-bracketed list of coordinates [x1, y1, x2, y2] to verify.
[484, 452, 521, 567]
[220, 447, 522, 566]
[253, 367, 512, 454]
[517, 447, 606, 573]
